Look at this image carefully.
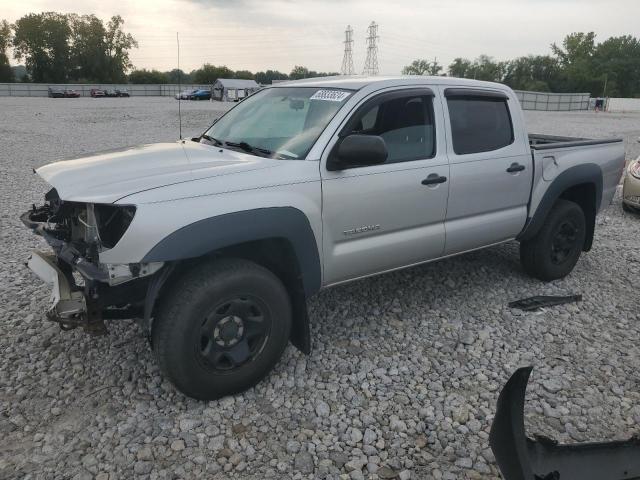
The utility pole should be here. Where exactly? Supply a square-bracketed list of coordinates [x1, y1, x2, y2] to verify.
[340, 25, 355, 75]
[362, 21, 379, 76]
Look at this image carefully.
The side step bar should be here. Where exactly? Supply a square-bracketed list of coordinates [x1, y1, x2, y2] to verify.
[490, 367, 640, 480]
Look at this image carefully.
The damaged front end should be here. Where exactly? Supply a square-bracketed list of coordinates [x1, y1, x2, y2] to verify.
[22, 188, 163, 334]
[490, 367, 640, 480]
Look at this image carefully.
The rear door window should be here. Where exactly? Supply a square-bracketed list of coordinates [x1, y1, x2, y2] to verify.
[447, 96, 513, 155]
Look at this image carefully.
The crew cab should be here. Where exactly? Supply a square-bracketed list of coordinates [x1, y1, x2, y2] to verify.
[22, 76, 626, 400]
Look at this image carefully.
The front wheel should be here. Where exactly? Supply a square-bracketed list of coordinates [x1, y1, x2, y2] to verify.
[520, 199, 586, 281]
[152, 258, 292, 400]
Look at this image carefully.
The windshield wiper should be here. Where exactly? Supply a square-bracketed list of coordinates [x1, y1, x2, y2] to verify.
[200, 134, 223, 146]
[224, 141, 273, 157]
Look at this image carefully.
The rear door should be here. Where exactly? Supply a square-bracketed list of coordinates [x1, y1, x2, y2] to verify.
[441, 88, 532, 255]
[320, 87, 450, 285]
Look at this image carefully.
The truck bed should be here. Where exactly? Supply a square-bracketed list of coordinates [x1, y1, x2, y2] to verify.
[527, 133, 626, 219]
[529, 133, 623, 151]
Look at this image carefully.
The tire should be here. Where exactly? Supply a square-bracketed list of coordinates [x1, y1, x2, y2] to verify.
[520, 199, 586, 281]
[152, 258, 292, 400]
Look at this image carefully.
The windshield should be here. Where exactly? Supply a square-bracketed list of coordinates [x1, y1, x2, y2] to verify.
[203, 87, 352, 159]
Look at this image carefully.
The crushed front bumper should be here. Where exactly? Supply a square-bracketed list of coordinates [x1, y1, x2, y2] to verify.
[490, 367, 640, 480]
[25, 249, 155, 334]
[25, 250, 103, 333]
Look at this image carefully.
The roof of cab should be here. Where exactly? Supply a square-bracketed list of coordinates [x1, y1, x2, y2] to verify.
[271, 75, 510, 92]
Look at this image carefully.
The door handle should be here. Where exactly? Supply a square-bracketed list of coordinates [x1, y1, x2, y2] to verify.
[421, 174, 447, 186]
[506, 163, 525, 173]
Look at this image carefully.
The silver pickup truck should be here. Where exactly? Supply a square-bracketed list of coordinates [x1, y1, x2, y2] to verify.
[22, 76, 625, 400]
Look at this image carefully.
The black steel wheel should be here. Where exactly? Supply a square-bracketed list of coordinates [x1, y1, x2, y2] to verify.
[153, 258, 292, 400]
[550, 220, 579, 265]
[520, 199, 586, 281]
[197, 296, 271, 373]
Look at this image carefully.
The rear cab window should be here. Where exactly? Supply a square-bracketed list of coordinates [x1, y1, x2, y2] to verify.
[445, 89, 514, 155]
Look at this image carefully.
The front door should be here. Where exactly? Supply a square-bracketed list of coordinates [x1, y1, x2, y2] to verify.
[321, 88, 450, 285]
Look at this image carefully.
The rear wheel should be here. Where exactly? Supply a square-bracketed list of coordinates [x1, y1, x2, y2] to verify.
[152, 258, 292, 400]
[520, 199, 586, 281]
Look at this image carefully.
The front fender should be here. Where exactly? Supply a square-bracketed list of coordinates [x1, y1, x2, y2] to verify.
[141, 207, 321, 297]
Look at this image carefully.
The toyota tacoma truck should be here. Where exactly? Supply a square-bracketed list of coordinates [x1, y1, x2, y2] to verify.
[22, 76, 626, 400]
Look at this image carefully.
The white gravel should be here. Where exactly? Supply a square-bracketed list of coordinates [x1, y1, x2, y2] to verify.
[1, 97, 639, 480]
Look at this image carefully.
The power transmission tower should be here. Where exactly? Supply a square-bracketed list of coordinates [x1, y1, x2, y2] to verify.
[362, 21, 379, 76]
[340, 25, 355, 75]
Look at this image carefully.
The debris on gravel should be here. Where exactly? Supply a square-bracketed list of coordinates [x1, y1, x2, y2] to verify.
[1, 97, 639, 479]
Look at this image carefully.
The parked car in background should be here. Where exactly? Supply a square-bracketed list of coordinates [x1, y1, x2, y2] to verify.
[104, 89, 118, 98]
[47, 87, 64, 98]
[115, 89, 130, 97]
[90, 89, 105, 98]
[63, 89, 80, 98]
[622, 157, 640, 212]
[189, 89, 212, 100]
[175, 89, 197, 100]
[22, 77, 626, 400]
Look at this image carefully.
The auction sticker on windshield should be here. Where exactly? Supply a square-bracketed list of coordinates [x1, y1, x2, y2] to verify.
[310, 90, 351, 102]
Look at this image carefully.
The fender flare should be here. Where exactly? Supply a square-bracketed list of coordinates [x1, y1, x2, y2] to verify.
[518, 163, 602, 245]
[142, 207, 322, 297]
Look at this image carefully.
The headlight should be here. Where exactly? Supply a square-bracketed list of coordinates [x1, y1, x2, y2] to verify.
[93, 204, 136, 249]
[630, 160, 640, 180]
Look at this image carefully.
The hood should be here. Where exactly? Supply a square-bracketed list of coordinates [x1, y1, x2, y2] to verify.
[36, 141, 275, 204]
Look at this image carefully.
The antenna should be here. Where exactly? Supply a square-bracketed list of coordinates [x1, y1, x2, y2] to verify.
[340, 25, 355, 75]
[362, 21, 379, 76]
[177, 32, 182, 140]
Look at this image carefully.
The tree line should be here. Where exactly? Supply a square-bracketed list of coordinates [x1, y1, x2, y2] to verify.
[128, 65, 339, 86]
[402, 32, 640, 98]
[0, 13, 136, 83]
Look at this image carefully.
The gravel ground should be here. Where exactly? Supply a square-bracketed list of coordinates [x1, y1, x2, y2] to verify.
[1, 97, 639, 480]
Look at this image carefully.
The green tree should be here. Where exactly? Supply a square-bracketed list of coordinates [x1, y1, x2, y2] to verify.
[11, 12, 136, 83]
[473, 55, 506, 82]
[0, 19, 13, 82]
[551, 32, 597, 92]
[11, 65, 27, 81]
[12, 12, 72, 82]
[502, 55, 562, 92]
[233, 69, 254, 80]
[289, 65, 310, 79]
[592, 35, 640, 97]
[448, 58, 473, 78]
[166, 68, 190, 83]
[128, 68, 168, 84]
[254, 69, 288, 84]
[103, 15, 137, 82]
[191, 64, 233, 84]
[68, 14, 107, 82]
[402, 58, 442, 76]
[447, 55, 505, 82]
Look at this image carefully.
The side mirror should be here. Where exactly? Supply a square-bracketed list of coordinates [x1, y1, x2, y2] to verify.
[327, 134, 388, 171]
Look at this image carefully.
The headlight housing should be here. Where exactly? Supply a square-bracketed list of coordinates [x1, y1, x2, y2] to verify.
[93, 204, 136, 249]
[629, 160, 640, 180]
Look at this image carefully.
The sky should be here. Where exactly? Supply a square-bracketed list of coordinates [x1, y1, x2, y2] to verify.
[1, 0, 639, 75]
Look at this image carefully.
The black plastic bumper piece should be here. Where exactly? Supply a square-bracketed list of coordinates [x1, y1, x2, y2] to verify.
[490, 367, 640, 480]
[508, 295, 582, 312]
